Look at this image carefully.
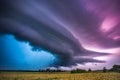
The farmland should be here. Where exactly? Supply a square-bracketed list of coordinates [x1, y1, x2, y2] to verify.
[0, 72, 119, 80]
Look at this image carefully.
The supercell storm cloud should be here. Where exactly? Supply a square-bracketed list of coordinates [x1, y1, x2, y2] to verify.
[0, 0, 120, 69]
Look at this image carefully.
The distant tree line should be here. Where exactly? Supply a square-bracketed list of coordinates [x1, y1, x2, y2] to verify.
[38, 68, 65, 72]
[38, 64, 120, 73]
[71, 69, 87, 73]
[71, 64, 120, 73]
[1, 64, 120, 73]
[102, 65, 120, 73]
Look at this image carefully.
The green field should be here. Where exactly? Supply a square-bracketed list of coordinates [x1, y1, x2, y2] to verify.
[0, 72, 119, 80]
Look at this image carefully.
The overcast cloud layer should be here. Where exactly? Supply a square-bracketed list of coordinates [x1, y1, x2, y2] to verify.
[0, 0, 120, 67]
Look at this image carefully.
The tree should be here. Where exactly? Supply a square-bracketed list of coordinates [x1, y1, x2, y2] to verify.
[88, 68, 92, 72]
[46, 68, 50, 72]
[103, 67, 107, 73]
[111, 65, 120, 72]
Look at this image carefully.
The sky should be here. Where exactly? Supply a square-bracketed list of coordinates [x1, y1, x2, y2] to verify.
[0, 0, 120, 70]
[0, 34, 56, 70]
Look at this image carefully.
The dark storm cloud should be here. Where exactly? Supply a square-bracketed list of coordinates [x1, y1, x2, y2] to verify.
[0, 0, 113, 67]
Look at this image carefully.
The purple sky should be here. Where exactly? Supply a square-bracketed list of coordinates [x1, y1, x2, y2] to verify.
[0, 0, 120, 70]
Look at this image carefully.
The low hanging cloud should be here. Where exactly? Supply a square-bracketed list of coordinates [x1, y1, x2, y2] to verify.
[1, 0, 119, 67]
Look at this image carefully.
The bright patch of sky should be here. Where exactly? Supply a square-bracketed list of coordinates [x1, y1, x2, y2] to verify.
[0, 34, 56, 70]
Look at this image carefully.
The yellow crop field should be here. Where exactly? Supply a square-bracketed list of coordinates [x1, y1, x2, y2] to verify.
[0, 72, 120, 80]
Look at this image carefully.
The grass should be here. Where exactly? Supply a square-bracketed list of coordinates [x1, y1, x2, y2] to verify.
[0, 72, 119, 80]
